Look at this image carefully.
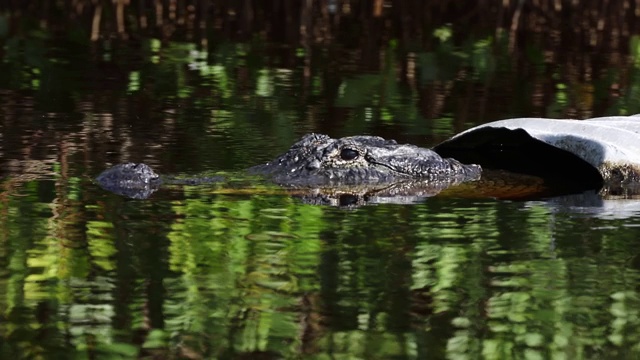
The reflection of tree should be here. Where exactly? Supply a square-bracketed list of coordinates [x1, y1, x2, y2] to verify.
[2, 1, 638, 51]
[4, 160, 640, 358]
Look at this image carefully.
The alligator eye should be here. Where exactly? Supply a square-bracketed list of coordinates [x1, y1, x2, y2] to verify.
[340, 148, 359, 161]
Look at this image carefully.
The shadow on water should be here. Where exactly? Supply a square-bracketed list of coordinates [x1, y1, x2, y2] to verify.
[434, 127, 605, 196]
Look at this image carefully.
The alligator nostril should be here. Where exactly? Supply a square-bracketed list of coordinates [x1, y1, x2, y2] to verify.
[340, 148, 359, 161]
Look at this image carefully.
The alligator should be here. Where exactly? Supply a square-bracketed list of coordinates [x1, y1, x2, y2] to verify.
[96, 116, 640, 205]
[95, 133, 483, 203]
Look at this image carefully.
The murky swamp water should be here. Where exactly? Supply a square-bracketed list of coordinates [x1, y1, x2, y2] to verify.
[3, 3, 640, 359]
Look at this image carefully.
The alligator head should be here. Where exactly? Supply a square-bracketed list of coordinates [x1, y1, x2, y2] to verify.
[248, 133, 481, 186]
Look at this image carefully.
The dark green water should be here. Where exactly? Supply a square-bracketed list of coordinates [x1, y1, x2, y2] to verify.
[4, 3, 640, 359]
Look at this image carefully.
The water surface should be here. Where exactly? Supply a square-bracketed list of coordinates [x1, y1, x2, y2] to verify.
[3, 3, 640, 359]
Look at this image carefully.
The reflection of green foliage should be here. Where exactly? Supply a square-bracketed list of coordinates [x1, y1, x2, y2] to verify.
[160, 192, 325, 355]
[434, 25, 453, 42]
[418, 31, 503, 83]
[336, 74, 396, 107]
[631, 36, 640, 68]
[607, 35, 640, 115]
[4, 175, 640, 358]
[335, 44, 421, 133]
[471, 38, 497, 80]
